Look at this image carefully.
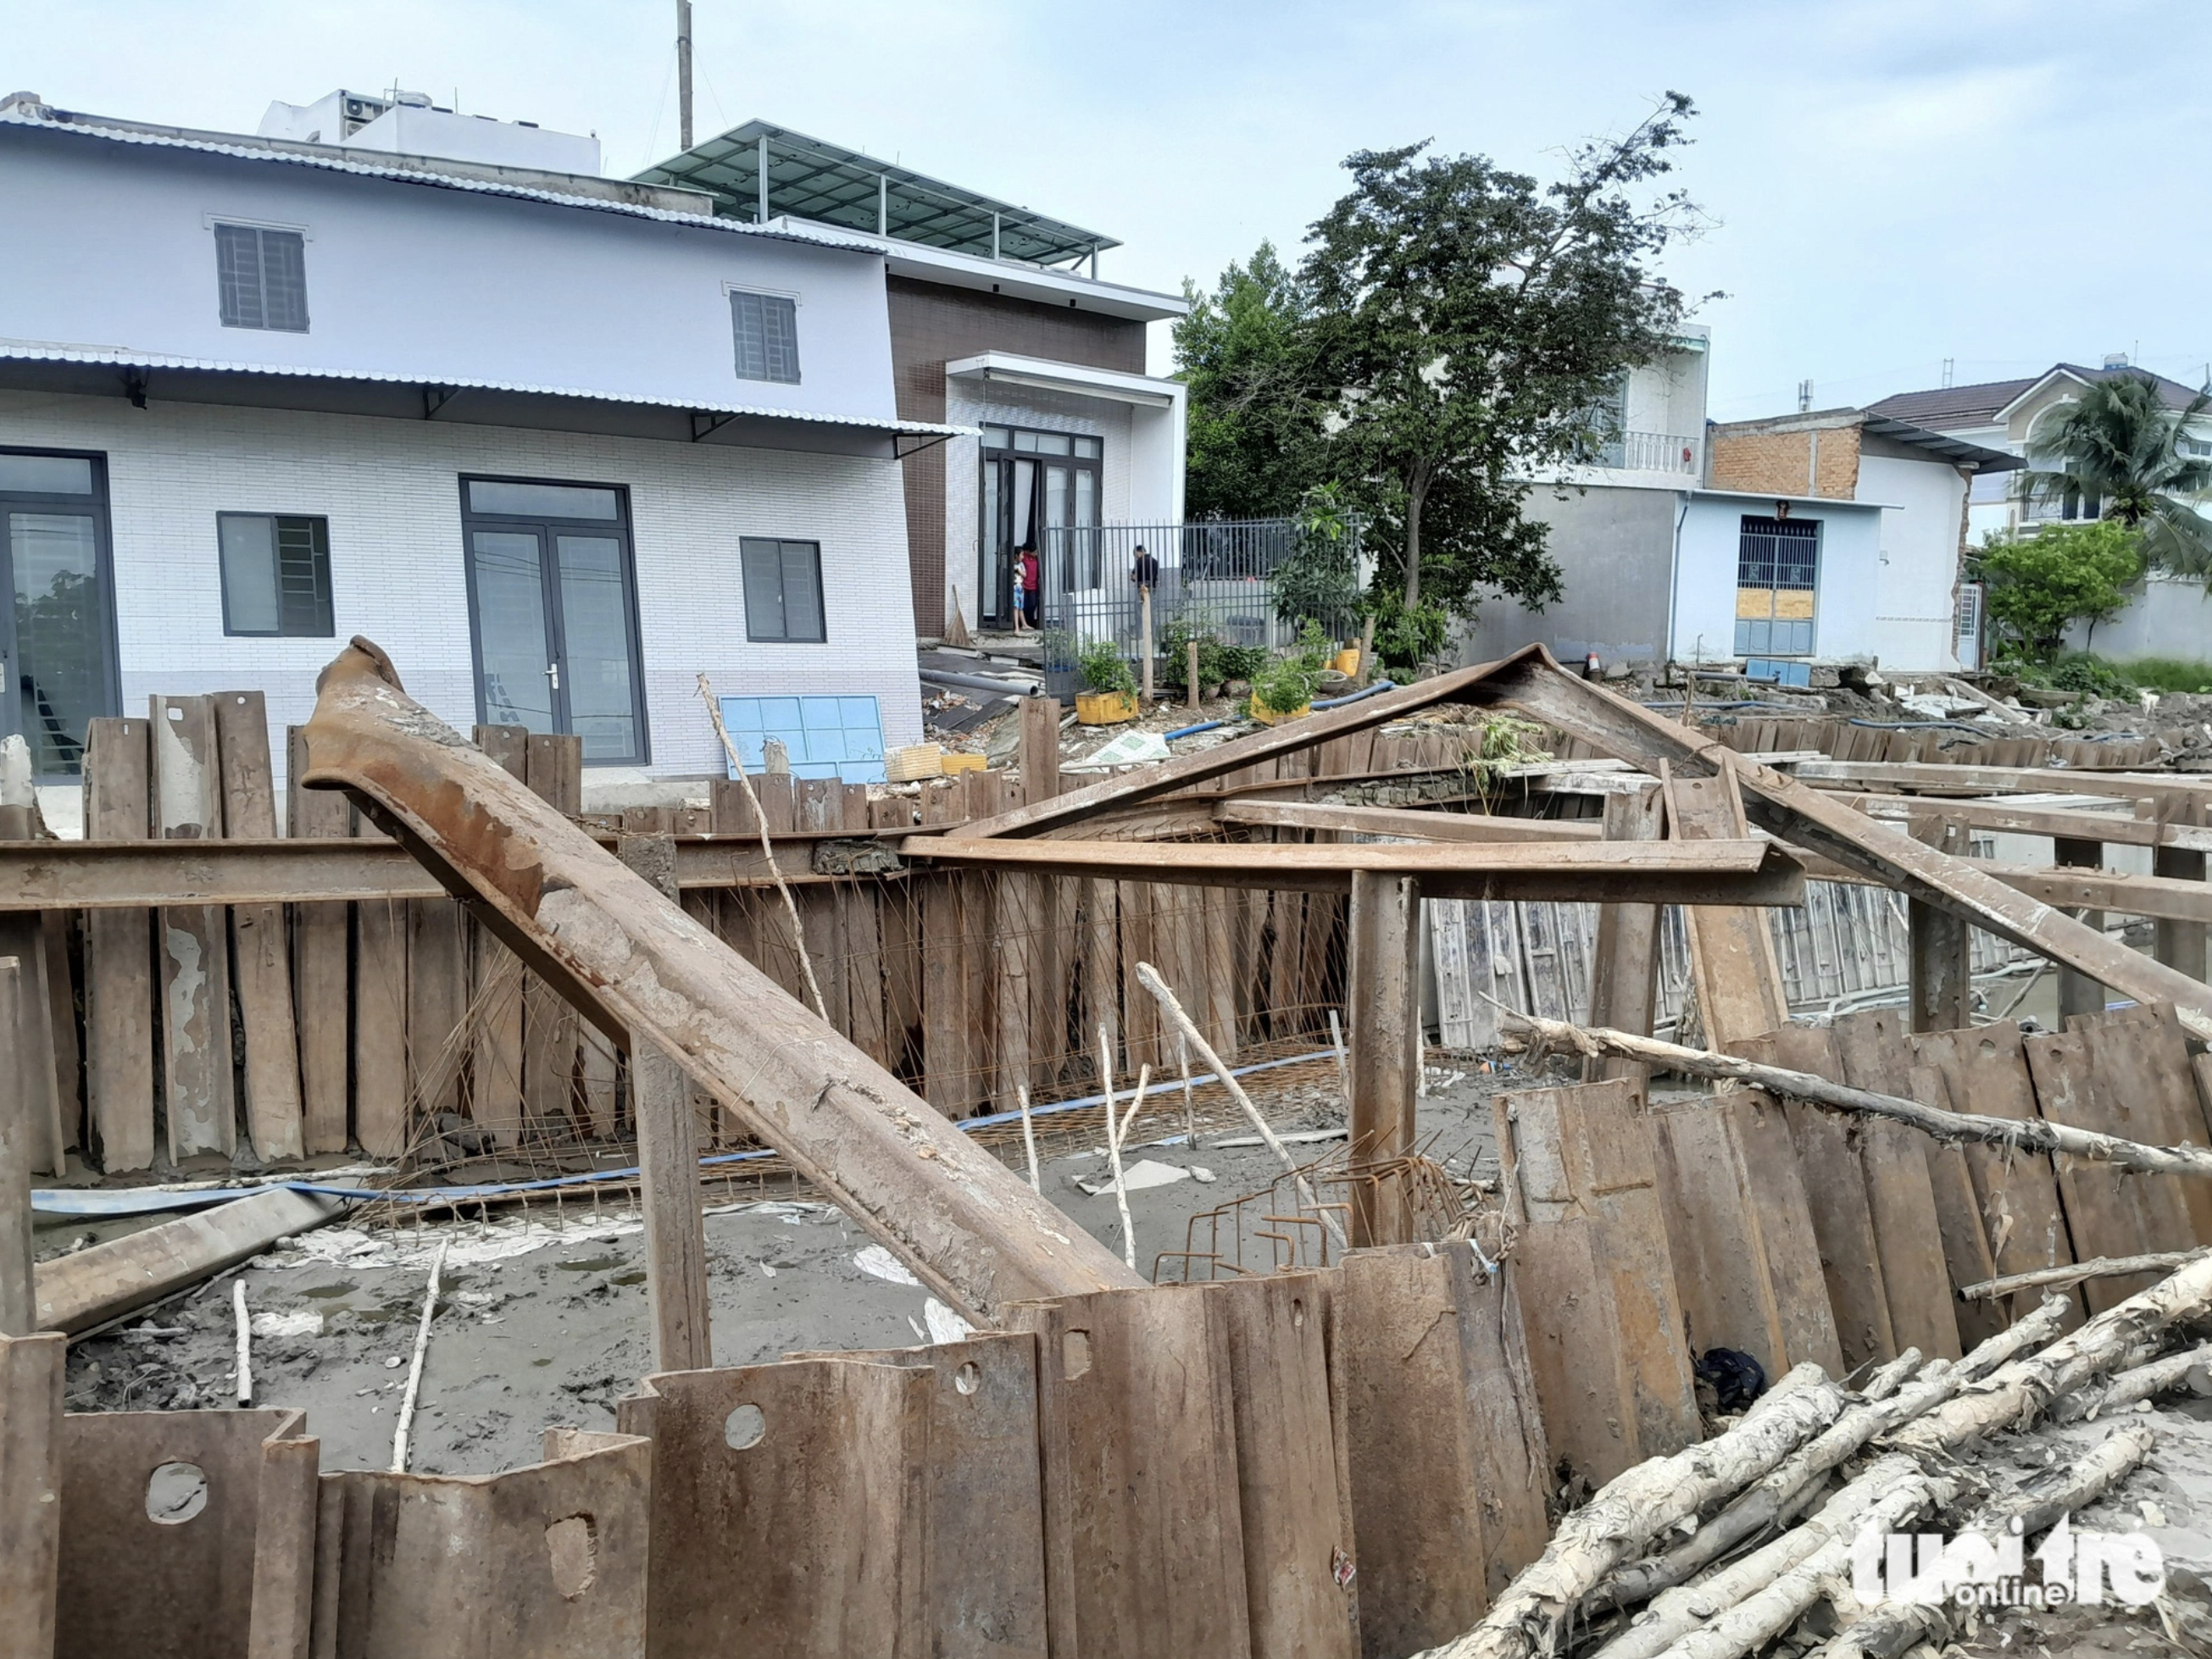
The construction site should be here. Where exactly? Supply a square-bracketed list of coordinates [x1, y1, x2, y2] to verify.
[10, 637, 2212, 1657]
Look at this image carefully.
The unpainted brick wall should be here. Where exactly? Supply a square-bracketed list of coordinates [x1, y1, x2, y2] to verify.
[1708, 425, 1862, 501]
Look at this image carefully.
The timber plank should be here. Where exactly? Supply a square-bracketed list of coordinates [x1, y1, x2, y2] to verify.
[1907, 1022, 2080, 1329]
[286, 726, 353, 1155]
[919, 784, 975, 1114]
[0, 1333, 63, 1657]
[1665, 765, 1788, 1046]
[353, 895, 409, 1159]
[467, 727, 528, 1147]
[1204, 1273, 1359, 1659]
[1737, 1024, 1896, 1367]
[1648, 1098, 1790, 1376]
[1007, 1284, 1253, 1659]
[81, 719, 154, 1172]
[1724, 1087, 1845, 1376]
[214, 691, 304, 1162]
[2076, 1008, 2212, 1247]
[618, 1359, 927, 1656]
[521, 736, 580, 1140]
[1904, 1064, 2005, 1348]
[147, 695, 236, 1162]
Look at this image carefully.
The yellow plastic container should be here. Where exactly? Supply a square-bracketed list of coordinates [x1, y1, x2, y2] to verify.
[940, 751, 987, 774]
[1332, 646, 1362, 677]
[1075, 690, 1138, 726]
[1248, 695, 1310, 726]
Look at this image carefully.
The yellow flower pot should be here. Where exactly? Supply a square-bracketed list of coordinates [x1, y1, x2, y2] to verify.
[1075, 690, 1138, 726]
[1333, 647, 1362, 677]
[1248, 694, 1310, 726]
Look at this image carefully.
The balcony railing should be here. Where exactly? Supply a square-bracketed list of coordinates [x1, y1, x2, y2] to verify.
[1595, 430, 1698, 474]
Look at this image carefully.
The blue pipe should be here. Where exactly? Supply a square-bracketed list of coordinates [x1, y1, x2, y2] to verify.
[1163, 719, 1223, 740]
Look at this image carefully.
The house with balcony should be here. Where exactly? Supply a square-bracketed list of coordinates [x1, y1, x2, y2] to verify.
[1868, 360, 2212, 660]
[1457, 333, 2019, 676]
[636, 125, 1190, 649]
[0, 87, 971, 805]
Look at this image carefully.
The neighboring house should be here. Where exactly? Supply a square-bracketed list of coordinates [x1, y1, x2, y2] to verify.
[1459, 331, 2013, 675]
[1869, 359, 2212, 660]
[636, 124, 1189, 642]
[1705, 409, 2019, 672]
[0, 88, 964, 802]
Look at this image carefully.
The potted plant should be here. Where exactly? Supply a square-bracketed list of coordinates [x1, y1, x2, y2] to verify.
[1249, 622, 1331, 724]
[1075, 639, 1139, 725]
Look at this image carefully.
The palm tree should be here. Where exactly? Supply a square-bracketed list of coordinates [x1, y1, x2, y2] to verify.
[2020, 373, 2212, 579]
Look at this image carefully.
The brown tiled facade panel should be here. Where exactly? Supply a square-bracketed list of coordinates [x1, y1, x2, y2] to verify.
[888, 277, 1148, 635]
[1708, 428, 1862, 501]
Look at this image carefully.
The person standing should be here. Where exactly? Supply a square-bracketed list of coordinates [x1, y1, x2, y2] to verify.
[1017, 544, 1042, 632]
[1131, 542, 1159, 592]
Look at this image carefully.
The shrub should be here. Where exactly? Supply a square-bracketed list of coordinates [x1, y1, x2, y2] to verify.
[1367, 591, 1451, 678]
[2117, 656, 2212, 695]
[1160, 619, 1269, 691]
[2043, 652, 2132, 699]
[1976, 522, 2142, 662]
[1252, 620, 1333, 713]
[1076, 638, 1136, 697]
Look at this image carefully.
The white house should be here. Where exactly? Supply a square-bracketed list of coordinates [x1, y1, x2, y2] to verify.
[1870, 361, 2212, 662]
[1456, 331, 2015, 675]
[0, 88, 970, 804]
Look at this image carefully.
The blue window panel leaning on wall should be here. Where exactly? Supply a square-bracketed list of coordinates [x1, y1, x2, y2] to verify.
[718, 694, 885, 783]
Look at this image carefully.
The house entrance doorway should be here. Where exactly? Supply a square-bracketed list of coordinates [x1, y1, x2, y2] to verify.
[978, 426, 1100, 630]
[461, 476, 649, 764]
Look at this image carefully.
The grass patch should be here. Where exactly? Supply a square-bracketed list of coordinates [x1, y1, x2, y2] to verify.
[2115, 656, 2212, 694]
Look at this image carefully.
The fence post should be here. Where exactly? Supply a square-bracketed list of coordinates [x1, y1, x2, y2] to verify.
[1139, 586, 1154, 706]
[1187, 641, 1201, 714]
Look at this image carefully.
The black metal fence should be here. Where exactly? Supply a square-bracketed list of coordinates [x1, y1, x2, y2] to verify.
[1036, 520, 1362, 697]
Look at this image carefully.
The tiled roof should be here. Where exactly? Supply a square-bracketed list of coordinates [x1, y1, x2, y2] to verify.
[1870, 363, 2205, 431]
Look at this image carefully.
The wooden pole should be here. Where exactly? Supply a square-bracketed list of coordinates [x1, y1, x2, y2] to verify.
[0, 959, 31, 1337]
[1139, 586, 1154, 705]
[1187, 640, 1201, 713]
[1587, 783, 1664, 1089]
[1908, 819, 1973, 1032]
[2154, 798, 2207, 981]
[2054, 835, 2106, 1021]
[1347, 870, 1419, 1246]
[620, 832, 714, 1373]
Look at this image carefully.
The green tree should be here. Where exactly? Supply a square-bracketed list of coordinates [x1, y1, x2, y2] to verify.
[1977, 521, 2143, 661]
[1300, 95, 1703, 615]
[2021, 373, 2212, 579]
[1173, 243, 1324, 520]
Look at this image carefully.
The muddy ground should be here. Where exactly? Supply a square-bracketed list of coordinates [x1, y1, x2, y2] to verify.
[51, 1064, 1508, 1477]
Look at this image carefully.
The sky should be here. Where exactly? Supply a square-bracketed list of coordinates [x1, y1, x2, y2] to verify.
[9, 0, 2210, 418]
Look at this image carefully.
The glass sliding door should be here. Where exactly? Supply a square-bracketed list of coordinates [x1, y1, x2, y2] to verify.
[977, 425, 1102, 630]
[0, 450, 119, 779]
[460, 478, 648, 764]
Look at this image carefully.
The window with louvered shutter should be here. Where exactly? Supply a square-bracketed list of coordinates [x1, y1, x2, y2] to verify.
[730, 291, 801, 385]
[740, 537, 825, 641]
[214, 224, 309, 332]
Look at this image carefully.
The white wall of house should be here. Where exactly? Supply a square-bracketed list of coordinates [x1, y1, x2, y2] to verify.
[1861, 452, 1967, 672]
[0, 391, 922, 791]
[0, 123, 897, 423]
[1670, 493, 1886, 664]
[2065, 575, 2212, 662]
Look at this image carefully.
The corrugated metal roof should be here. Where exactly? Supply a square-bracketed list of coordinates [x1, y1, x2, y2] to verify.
[0, 342, 971, 437]
[0, 105, 882, 255]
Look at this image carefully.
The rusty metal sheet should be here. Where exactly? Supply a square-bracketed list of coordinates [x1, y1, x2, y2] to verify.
[310, 1429, 649, 1659]
[297, 639, 1137, 1321]
[1648, 1099, 1790, 1377]
[56, 1407, 313, 1659]
[616, 1361, 925, 1656]
[1005, 1284, 1253, 1659]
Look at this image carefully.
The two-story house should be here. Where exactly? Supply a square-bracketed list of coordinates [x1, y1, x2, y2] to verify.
[634, 123, 1190, 645]
[1869, 359, 2212, 661]
[0, 88, 971, 806]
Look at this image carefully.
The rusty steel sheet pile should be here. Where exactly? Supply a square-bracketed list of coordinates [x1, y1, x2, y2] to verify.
[297, 638, 1140, 1323]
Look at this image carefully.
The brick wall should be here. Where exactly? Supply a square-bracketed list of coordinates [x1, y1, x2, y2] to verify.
[887, 276, 1146, 632]
[1708, 424, 1862, 500]
[0, 391, 923, 790]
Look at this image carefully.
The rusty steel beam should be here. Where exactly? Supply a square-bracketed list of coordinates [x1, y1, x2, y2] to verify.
[297, 639, 1140, 1321]
[1476, 652, 2212, 1038]
[903, 833, 1809, 906]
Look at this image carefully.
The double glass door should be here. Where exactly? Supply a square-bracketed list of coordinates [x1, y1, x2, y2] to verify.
[0, 450, 118, 779]
[978, 426, 1101, 628]
[462, 477, 647, 764]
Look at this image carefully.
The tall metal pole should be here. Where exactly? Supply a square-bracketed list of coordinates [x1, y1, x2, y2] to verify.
[676, 0, 694, 152]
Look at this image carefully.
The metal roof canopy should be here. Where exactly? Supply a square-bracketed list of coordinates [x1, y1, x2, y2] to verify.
[636, 120, 1116, 268]
[1859, 414, 2023, 472]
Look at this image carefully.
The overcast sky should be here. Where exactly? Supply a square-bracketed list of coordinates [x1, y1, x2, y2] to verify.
[12, 0, 2207, 418]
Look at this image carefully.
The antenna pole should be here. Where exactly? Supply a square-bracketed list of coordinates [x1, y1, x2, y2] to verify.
[676, 0, 694, 152]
